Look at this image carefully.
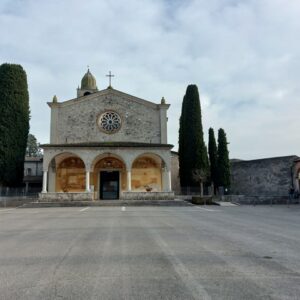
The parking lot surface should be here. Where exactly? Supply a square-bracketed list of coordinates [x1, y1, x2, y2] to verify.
[0, 205, 300, 299]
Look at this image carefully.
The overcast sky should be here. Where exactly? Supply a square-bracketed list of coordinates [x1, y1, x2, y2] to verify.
[0, 0, 299, 160]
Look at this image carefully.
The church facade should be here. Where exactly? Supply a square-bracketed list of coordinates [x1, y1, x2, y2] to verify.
[39, 70, 174, 201]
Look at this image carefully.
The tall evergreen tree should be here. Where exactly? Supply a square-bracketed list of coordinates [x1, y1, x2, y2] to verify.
[208, 128, 218, 190]
[178, 84, 208, 187]
[217, 128, 230, 189]
[0, 63, 30, 186]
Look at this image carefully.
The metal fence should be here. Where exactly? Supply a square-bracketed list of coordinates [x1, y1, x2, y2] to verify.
[174, 186, 228, 196]
[174, 186, 300, 206]
[0, 186, 40, 198]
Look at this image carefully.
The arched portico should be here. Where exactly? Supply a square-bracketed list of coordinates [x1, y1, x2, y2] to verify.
[91, 154, 127, 200]
[56, 157, 86, 192]
[130, 153, 171, 192]
[131, 154, 162, 192]
[42, 152, 87, 193]
[40, 146, 174, 201]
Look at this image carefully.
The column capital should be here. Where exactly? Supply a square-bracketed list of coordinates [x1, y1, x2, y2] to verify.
[85, 166, 92, 173]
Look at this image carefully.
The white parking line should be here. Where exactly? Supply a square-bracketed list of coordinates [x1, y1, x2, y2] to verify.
[0, 208, 16, 213]
[195, 207, 218, 212]
[79, 207, 90, 212]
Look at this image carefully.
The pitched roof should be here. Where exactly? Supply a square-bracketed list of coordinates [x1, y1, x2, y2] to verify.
[48, 87, 170, 110]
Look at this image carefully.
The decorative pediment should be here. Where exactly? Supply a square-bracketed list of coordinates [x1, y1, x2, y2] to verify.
[48, 88, 169, 110]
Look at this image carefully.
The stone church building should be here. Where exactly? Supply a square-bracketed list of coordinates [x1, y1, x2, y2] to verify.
[39, 70, 174, 201]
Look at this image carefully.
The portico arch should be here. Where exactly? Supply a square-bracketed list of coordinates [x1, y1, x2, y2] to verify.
[44, 151, 86, 171]
[91, 154, 127, 199]
[131, 153, 165, 192]
[91, 153, 127, 170]
[54, 155, 86, 193]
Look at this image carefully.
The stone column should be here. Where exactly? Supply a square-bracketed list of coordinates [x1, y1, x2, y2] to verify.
[86, 171, 90, 192]
[48, 160, 56, 192]
[42, 171, 48, 193]
[127, 170, 132, 191]
[168, 170, 172, 192]
[163, 169, 172, 192]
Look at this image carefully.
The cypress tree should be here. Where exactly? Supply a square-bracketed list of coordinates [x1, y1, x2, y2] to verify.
[217, 128, 230, 189]
[0, 63, 30, 186]
[178, 92, 188, 187]
[208, 128, 218, 191]
[178, 84, 208, 187]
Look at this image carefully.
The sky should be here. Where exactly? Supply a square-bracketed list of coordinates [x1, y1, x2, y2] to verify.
[0, 0, 299, 160]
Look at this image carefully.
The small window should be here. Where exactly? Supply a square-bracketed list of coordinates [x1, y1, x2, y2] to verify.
[27, 168, 32, 176]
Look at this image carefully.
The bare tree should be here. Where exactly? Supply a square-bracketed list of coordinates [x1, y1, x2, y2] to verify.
[192, 169, 209, 197]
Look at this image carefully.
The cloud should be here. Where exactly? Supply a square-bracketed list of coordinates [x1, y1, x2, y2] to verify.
[0, 0, 299, 159]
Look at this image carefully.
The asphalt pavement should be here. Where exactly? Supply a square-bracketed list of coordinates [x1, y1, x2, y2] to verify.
[0, 205, 299, 299]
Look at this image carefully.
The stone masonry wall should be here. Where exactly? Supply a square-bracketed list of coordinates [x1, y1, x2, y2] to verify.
[230, 156, 298, 196]
[39, 192, 93, 202]
[55, 90, 161, 144]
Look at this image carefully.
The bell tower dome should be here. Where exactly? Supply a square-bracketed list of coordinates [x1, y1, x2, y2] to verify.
[77, 69, 98, 97]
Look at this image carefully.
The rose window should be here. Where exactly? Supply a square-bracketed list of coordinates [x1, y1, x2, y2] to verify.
[98, 111, 121, 133]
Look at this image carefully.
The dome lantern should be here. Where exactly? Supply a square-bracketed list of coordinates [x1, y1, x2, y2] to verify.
[81, 69, 97, 90]
[77, 68, 98, 97]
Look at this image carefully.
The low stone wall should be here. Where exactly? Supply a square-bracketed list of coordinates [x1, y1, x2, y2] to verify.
[221, 195, 291, 205]
[121, 192, 175, 200]
[39, 192, 94, 202]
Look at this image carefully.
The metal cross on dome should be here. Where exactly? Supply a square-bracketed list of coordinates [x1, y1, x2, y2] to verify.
[106, 71, 115, 88]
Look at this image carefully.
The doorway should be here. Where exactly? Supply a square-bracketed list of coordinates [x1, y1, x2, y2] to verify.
[100, 171, 119, 200]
